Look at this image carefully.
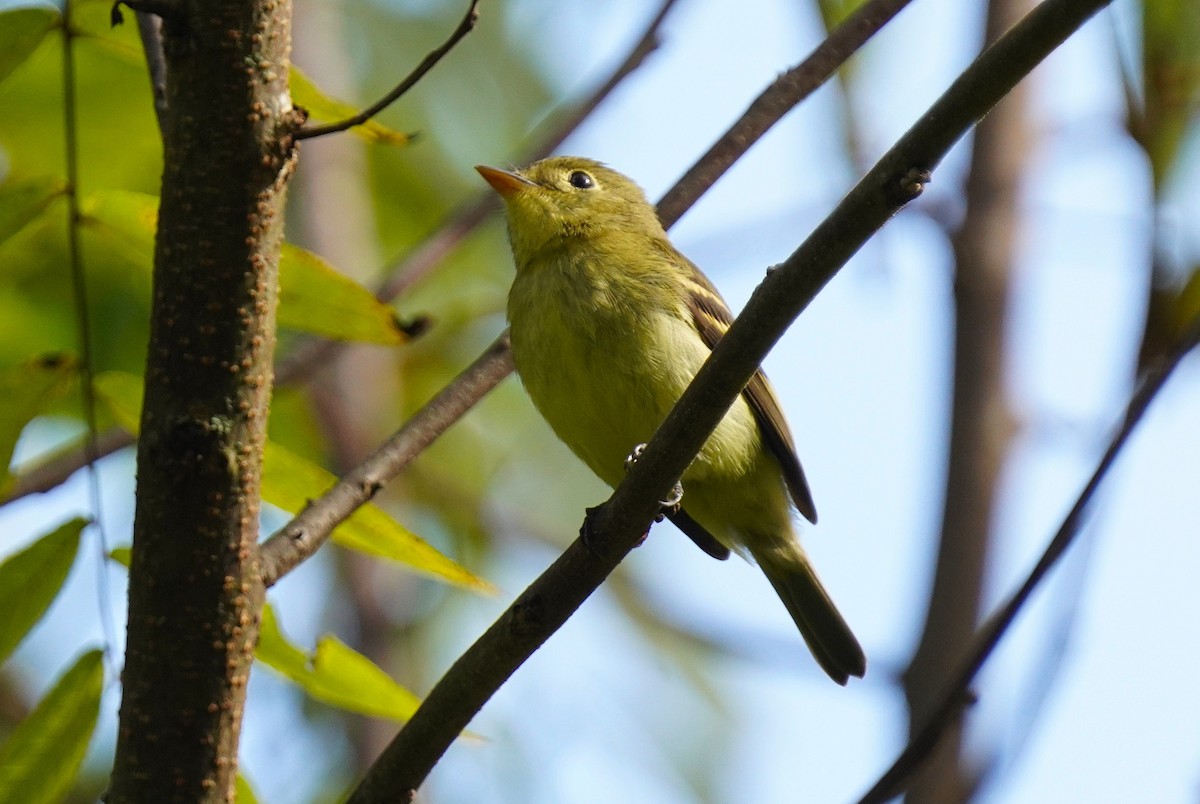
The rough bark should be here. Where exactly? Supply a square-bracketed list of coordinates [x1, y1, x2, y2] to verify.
[109, 0, 299, 799]
[901, 0, 1031, 800]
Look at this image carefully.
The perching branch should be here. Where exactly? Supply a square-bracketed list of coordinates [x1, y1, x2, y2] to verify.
[259, 333, 513, 586]
[296, 0, 481, 140]
[858, 319, 1200, 804]
[348, 0, 1115, 798]
[656, 0, 915, 228]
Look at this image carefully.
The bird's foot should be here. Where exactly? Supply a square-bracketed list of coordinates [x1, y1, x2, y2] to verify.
[624, 442, 684, 521]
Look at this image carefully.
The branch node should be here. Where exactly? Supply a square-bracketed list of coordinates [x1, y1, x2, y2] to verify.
[895, 166, 933, 203]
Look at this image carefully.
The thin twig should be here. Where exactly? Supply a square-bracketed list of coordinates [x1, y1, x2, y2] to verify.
[63, 0, 119, 671]
[259, 333, 514, 587]
[858, 321, 1200, 804]
[656, 0, 915, 228]
[134, 11, 168, 131]
[6, 428, 131, 500]
[348, 0, 1114, 797]
[296, 0, 481, 140]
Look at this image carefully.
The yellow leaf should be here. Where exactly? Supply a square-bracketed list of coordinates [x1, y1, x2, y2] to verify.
[257, 604, 421, 722]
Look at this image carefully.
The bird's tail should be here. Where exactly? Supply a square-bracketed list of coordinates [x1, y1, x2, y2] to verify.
[751, 546, 865, 685]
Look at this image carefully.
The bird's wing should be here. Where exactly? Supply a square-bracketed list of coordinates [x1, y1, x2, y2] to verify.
[666, 508, 732, 560]
[679, 255, 819, 524]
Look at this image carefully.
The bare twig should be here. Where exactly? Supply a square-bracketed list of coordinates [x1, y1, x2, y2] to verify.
[296, 0, 481, 140]
[349, 0, 1114, 797]
[134, 11, 169, 130]
[656, 0, 915, 228]
[259, 333, 514, 586]
[6, 428, 131, 500]
[859, 321, 1200, 804]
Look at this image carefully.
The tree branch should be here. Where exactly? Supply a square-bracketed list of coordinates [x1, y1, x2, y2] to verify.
[107, 0, 302, 796]
[347, 0, 1115, 798]
[259, 333, 513, 586]
[656, 0, 915, 228]
[134, 10, 169, 131]
[295, 0, 481, 140]
[859, 319, 1200, 804]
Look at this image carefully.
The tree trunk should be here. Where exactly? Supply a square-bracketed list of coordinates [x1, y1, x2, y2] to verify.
[109, 0, 299, 799]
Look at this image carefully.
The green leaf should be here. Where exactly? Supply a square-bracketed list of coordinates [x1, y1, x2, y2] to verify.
[0, 517, 85, 665]
[0, 649, 103, 804]
[279, 242, 408, 344]
[235, 774, 260, 804]
[291, 66, 414, 146]
[0, 7, 60, 87]
[81, 190, 408, 344]
[92, 370, 141, 433]
[263, 441, 494, 592]
[0, 353, 77, 493]
[1141, 0, 1200, 185]
[0, 175, 64, 248]
[257, 604, 421, 722]
[94, 370, 492, 592]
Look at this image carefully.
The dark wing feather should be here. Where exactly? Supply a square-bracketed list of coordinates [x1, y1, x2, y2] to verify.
[679, 256, 819, 524]
[667, 508, 732, 560]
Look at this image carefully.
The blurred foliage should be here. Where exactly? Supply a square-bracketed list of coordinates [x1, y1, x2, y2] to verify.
[1124, 0, 1200, 364]
[0, 518, 84, 665]
[0, 650, 102, 804]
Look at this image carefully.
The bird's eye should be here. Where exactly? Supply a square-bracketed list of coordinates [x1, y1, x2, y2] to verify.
[567, 171, 595, 189]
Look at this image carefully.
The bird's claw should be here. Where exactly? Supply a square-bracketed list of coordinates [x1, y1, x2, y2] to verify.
[624, 442, 685, 519]
[623, 443, 647, 473]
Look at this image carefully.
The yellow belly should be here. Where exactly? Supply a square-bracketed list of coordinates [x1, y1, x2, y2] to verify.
[509, 273, 763, 499]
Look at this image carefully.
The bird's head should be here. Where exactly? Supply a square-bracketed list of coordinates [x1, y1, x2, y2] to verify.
[476, 157, 664, 265]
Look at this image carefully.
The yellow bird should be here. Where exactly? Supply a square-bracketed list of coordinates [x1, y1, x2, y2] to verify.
[478, 157, 864, 684]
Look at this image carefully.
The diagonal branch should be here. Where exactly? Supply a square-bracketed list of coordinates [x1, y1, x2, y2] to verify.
[347, 0, 1115, 798]
[259, 333, 513, 587]
[656, 0, 915, 228]
[858, 319, 1200, 804]
[296, 0, 481, 140]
